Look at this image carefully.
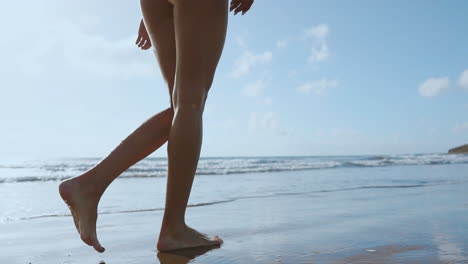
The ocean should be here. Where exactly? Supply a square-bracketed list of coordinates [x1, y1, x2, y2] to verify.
[1, 153, 468, 263]
[1, 153, 467, 224]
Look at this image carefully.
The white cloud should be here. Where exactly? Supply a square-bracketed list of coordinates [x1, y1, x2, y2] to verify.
[13, 19, 157, 80]
[418, 77, 450, 97]
[248, 112, 278, 132]
[241, 74, 273, 105]
[458, 69, 468, 91]
[276, 39, 288, 48]
[63, 22, 157, 79]
[248, 112, 289, 136]
[296, 79, 338, 95]
[242, 78, 269, 97]
[304, 24, 330, 63]
[453, 122, 468, 133]
[231, 51, 272, 78]
[235, 35, 247, 49]
[305, 24, 329, 41]
[310, 43, 329, 63]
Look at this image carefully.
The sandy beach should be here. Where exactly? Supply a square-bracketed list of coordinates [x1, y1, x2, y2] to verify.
[1, 158, 467, 263]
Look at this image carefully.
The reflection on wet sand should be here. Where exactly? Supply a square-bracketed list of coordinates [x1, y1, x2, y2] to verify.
[433, 232, 466, 263]
[156, 245, 221, 264]
[333, 244, 427, 264]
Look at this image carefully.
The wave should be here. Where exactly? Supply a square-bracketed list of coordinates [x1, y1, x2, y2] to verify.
[15, 180, 466, 222]
[0, 174, 168, 184]
[1, 153, 467, 183]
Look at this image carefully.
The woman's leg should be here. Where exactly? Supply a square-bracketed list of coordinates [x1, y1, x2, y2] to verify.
[59, 0, 177, 253]
[152, 0, 229, 252]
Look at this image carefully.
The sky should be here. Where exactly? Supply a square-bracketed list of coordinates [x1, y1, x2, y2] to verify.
[0, 0, 467, 159]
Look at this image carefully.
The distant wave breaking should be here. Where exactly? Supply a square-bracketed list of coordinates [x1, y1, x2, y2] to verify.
[0, 153, 467, 183]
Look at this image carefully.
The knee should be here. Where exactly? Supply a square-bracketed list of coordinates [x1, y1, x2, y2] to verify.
[174, 97, 207, 114]
[172, 89, 208, 113]
[171, 72, 214, 113]
[173, 100, 206, 114]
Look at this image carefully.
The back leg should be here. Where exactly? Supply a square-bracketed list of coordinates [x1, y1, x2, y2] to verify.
[57, 0, 179, 254]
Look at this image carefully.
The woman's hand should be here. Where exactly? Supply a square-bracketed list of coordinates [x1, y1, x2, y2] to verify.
[230, 0, 254, 15]
[136, 19, 152, 50]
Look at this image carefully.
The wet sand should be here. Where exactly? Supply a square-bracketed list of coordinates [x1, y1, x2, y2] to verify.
[1, 168, 467, 264]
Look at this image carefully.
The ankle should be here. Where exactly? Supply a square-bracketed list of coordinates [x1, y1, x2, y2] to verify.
[160, 218, 187, 235]
[74, 171, 106, 198]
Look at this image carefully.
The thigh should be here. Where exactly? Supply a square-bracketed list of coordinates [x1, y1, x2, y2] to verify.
[140, 0, 177, 106]
[172, 0, 229, 105]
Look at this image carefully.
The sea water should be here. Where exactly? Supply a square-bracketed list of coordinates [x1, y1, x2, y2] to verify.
[0, 154, 467, 224]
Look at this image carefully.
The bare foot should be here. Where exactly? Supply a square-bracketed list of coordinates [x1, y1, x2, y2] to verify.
[157, 225, 223, 252]
[59, 178, 105, 253]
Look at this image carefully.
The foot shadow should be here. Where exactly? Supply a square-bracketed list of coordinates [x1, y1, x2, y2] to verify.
[156, 244, 221, 264]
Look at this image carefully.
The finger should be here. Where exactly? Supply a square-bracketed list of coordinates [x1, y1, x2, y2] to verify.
[136, 35, 142, 45]
[235, 2, 247, 14]
[138, 39, 146, 48]
[142, 40, 152, 50]
[215, 235, 223, 244]
[230, 0, 241, 11]
[231, 4, 241, 13]
[140, 39, 147, 49]
[234, 6, 243, 15]
[230, 0, 240, 9]
[242, 5, 251, 15]
[143, 39, 152, 50]
[138, 36, 147, 47]
[242, 2, 253, 15]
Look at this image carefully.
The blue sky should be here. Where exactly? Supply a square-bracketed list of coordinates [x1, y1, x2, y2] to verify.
[1, 0, 467, 159]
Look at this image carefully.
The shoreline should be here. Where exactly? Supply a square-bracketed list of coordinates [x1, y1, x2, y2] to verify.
[1, 163, 467, 263]
[1, 170, 467, 263]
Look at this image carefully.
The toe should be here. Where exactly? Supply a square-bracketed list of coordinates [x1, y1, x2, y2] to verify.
[80, 234, 94, 246]
[82, 233, 105, 252]
[214, 235, 223, 244]
[92, 238, 105, 253]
